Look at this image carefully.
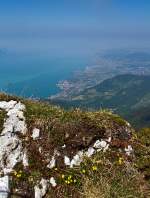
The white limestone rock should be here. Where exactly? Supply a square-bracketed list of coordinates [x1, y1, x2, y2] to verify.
[70, 151, 84, 168]
[0, 100, 27, 174]
[50, 177, 57, 187]
[107, 137, 112, 143]
[0, 100, 17, 111]
[62, 144, 66, 149]
[0, 176, 9, 198]
[125, 145, 133, 156]
[34, 179, 48, 198]
[47, 150, 60, 169]
[3, 143, 23, 174]
[64, 156, 71, 166]
[13, 102, 25, 111]
[47, 156, 56, 169]
[93, 139, 109, 152]
[85, 147, 95, 157]
[103, 144, 109, 152]
[32, 128, 40, 140]
[94, 140, 107, 149]
[39, 147, 42, 153]
[23, 150, 29, 167]
[0, 135, 23, 174]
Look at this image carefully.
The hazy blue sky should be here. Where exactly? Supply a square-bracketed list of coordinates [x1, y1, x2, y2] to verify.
[0, 0, 150, 56]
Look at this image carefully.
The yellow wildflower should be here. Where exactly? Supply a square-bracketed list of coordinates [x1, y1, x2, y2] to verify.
[65, 180, 70, 184]
[13, 171, 17, 176]
[92, 166, 98, 171]
[118, 157, 124, 165]
[61, 174, 65, 179]
[81, 169, 86, 174]
[68, 175, 72, 180]
[17, 174, 22, 178]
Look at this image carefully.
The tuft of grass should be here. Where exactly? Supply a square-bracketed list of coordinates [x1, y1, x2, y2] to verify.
[0, 109, 6, 133]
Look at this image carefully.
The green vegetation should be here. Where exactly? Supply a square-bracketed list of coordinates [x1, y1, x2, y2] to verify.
[0, 93, 150, 197]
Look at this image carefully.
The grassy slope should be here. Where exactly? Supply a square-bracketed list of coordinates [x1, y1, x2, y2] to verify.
[0, 93, 150, 197]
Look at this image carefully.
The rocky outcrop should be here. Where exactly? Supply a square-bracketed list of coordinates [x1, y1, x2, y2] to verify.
[0, 100, 27, 197]
[0, 101, 27, 173]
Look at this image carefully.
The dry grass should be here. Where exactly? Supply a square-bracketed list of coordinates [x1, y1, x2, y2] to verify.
[81, 153, 150, 198]
[82, 178, 110, 198]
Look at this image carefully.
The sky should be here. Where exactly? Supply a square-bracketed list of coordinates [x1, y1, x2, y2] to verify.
[0, 0, 150, 57]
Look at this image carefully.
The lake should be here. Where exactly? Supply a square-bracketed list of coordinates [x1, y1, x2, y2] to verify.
[0, 53, 89, 98]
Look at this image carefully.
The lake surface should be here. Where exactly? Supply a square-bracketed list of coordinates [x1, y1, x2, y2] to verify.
[0, 53, 89, 98]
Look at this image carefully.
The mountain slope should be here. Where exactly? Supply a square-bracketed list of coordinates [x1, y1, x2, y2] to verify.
[51, 74, 150, 128]
[0, 93, 150, 197]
